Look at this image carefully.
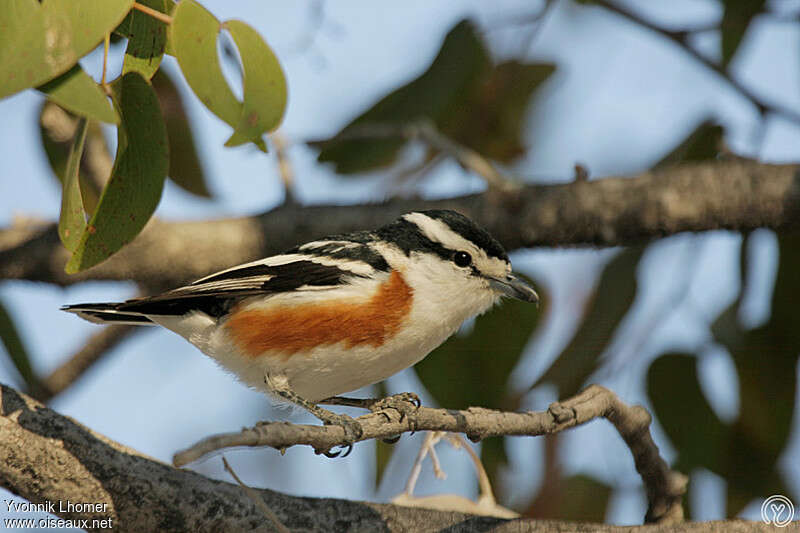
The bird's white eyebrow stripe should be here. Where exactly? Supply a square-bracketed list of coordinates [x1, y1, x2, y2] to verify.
[402, 213, 482, 257]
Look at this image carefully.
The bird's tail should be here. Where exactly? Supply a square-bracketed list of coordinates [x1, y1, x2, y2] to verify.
[60, 303, 156, 326]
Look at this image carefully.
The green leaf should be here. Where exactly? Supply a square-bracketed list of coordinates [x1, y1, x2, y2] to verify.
[720, 0, 766, 68]
[170, 0, 286, 151]
[121, 0, 168, 80]
[151, 69, 211, 197]
[170, 1, 239, 125]
[39, 102, 104, 214]
[65, 72, 168, 273]
[647, 353, 731, 475]
[654, 120, 724, 169]
[0, 299, 42, 395]
[313, 19, 491, 174]
[222, 20, 287, 149]
[37, 64, 119, 124]
[0, 0, 134, 99]
[536, 247, 644, 397]
[58, 118, 89, 252]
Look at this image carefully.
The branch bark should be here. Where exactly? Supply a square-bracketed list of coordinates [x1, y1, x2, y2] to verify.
[0, 383, 776, 532]
[2, 159, 798, 288]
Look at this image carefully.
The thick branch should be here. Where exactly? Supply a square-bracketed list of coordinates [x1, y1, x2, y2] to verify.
[0, 383, 775, 532]
[1, 160, 799, 287]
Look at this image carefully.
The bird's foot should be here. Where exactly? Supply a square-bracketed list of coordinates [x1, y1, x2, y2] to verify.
[316, 412, 363, 458]
[369, 392, 421, 422]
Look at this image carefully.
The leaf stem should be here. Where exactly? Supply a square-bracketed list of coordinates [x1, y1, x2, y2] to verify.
[132, 2, 173, 25]
[101, 33, 110, 87]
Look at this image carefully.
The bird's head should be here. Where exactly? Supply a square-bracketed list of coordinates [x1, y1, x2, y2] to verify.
[373, 210, 538, 316]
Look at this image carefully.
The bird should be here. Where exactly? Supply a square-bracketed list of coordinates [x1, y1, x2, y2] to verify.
[63, 209, 538, 452]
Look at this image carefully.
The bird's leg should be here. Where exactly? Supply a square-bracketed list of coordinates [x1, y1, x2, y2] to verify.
[265, 374, 363, 457]
[321, 393, 420, 444]
[321, 392, 421, 421]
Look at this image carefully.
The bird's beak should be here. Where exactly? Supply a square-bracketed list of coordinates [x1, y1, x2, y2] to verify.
[488, 274, 539, 304]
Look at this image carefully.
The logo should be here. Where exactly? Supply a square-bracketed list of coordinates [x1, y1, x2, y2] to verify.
[761, 495, 795, 528]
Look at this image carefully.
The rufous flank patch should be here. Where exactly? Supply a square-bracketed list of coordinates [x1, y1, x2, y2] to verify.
[225, 270, 413, 359]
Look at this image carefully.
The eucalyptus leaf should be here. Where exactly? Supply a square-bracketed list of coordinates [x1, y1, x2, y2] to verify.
[171, 0, 286, 151]
[151, 69, 211, 197]
[66, 72, 168, 273]
[38, 64, 118, 124]
[121, 0, 168, 80]
[223, 20, 287, 150]
[58, 118, 89, 252]
[0, 0, 133, 98]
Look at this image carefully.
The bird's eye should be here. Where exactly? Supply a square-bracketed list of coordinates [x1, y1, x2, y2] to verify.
[453, 251, 472, 268]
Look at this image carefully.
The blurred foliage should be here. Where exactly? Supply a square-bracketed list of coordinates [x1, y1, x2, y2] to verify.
[536, 247, 644, 398]
[525, 473, 612, 522]
[152, 69, 212, 198]
[654, 120, 725, 169]
[648, 230, 798, 515]
[719, 0, 766, 68]
[312, 19, 555, 175]
[0, 299, 43, 397]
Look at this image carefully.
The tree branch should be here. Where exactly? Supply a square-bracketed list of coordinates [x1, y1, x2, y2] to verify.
[36, 324, 139, 403]
[173, 385, 686, 524]
[0, 382, 776, 531]
[1, 160, 798, 288]
[592, 0, 800, 126]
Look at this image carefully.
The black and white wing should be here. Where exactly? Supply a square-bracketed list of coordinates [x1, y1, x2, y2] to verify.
[62, 240, 386, 325]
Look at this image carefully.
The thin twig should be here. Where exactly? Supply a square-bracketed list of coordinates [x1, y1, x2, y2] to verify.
[101, 33, 110, 88]
[446, 433, 496, 506]
[330, 121, 519, 192]
[221, 457, 291, 533]
[132, 1, 173, 25]
[271, 132, 297, 204]
[37, 324, 139, 402]
[593, 0, 800, 126]
[174, 384, 687, 524]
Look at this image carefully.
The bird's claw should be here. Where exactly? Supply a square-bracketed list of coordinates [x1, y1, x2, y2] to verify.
[319, 412, 362, 458]
[370, 392, 421, 423]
